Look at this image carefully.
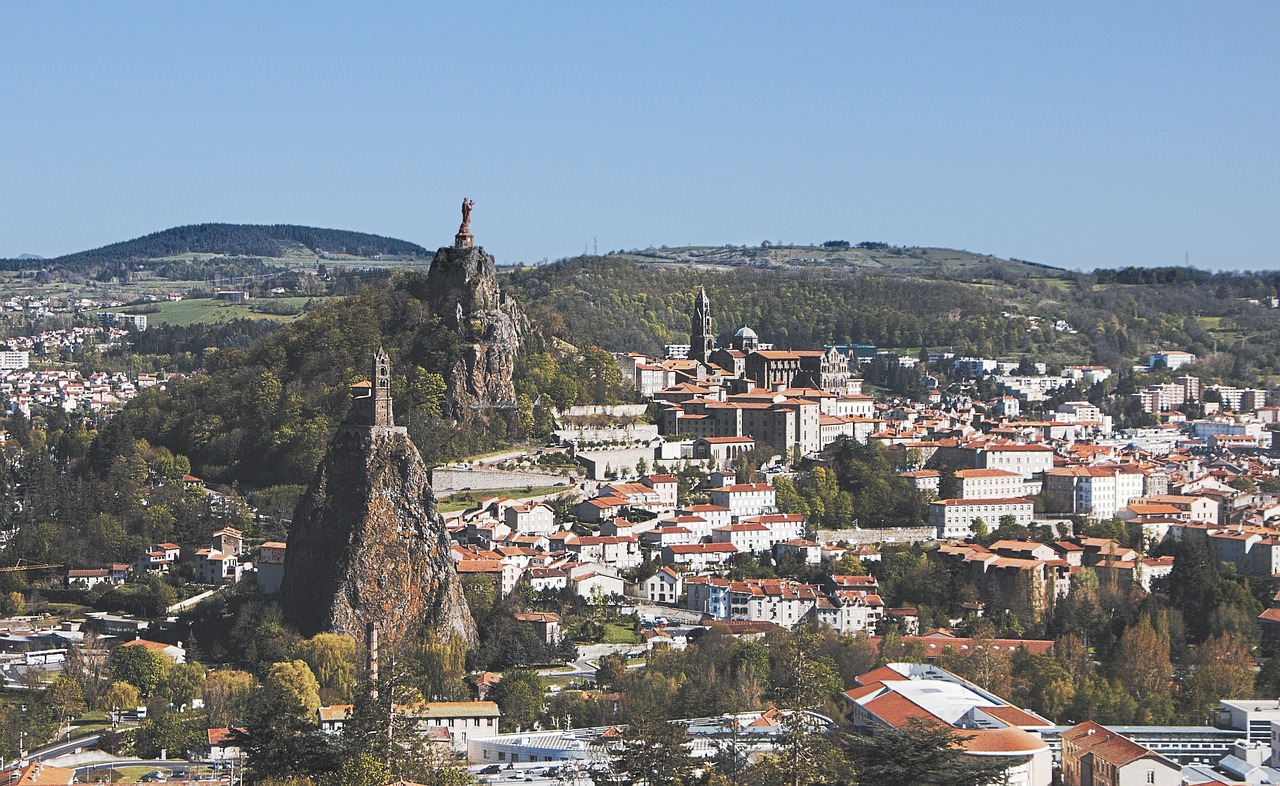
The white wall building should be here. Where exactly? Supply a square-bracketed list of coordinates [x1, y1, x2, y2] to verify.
[954, 468, 1039, 500]
[709, 484, 777, 519]
[929, 498, 1035, 540]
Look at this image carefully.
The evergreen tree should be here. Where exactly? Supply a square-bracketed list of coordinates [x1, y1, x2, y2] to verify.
[843, 718, 1013, 786]
[751, 626, 845, 786]
[604, 705, 695, 786]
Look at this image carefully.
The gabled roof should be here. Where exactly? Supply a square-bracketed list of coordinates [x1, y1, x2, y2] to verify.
[1061, 721, 1174, 768]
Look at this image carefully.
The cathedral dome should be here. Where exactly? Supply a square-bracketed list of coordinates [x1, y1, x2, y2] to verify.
[735, 326, 758, 339]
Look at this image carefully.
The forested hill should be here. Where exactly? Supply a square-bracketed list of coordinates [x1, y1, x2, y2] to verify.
[0, 223, 430, 271]
[601, 242, 1064, 277]
[504, 255, 1280, 381]
[114, 269, 629, 488]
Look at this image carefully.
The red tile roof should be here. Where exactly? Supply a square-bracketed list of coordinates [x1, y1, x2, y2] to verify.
[959, 726, 1050, 755]
[861, 690, 942, 728]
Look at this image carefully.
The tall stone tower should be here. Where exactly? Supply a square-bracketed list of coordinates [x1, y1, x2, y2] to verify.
[691, 287, 714, 363]
[372, 346, 393, 427]
[341, 346, 403, 435]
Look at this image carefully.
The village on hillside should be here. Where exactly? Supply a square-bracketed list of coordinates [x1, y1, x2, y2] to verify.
[4, 285, 1280, 786]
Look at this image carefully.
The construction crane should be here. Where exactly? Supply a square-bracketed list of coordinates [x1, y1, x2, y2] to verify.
[0, 560, 62, 573]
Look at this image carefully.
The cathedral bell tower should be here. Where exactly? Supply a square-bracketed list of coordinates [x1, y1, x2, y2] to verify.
[691, 287, 714, 364]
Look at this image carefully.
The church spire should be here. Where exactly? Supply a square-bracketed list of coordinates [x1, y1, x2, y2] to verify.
[691, 287, 714, 364]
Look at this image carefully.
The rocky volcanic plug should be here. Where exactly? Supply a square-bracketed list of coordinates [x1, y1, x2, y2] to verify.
[277, 347, 477, 647]
[428, 245, 531, 419]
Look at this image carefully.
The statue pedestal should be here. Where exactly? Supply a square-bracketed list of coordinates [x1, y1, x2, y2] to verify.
[454, 232, 474, 249]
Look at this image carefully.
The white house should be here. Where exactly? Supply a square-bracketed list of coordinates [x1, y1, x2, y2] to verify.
[643, 566, 683, 605]
[320, 702, 500, 754]
[1043, 466, 1146, 521]
[65, 569, 118, 589]
[207, 727, 243, 762]
[568, 563, 625, 600]
[979, 445, 1054, 479]
[678, 504, 733, 531]
[744, 513, 807, 543]
[137, 542, 180, 573]
[954, 468, 1038, 500]
[641, 474, 680, 508]
[194, 549, 241, 585]
[662, 542, 738, 571]
[712, 522, 772, 554]
[504, 502, 557, 535]
[639, 524, 699, 552]
[523, 566, 569, 593]
[728, 579, 824, 629]
[567, 535, 642, 570]
[774, 539, 823, 566]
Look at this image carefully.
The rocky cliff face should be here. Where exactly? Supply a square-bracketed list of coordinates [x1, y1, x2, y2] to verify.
[277, 425, 476, 648]
[427, 246, 531, 419]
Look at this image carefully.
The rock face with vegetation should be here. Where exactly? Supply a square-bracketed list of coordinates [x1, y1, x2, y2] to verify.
[278, 352, 476, 649]
[427, 245, 531, 419]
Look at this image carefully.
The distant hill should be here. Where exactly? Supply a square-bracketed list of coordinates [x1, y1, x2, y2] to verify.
[603, 243, 1064, 279]
[0, 223, 430, 271]
[505, 254, 1080, 360]
[504, 253, 1280, 385]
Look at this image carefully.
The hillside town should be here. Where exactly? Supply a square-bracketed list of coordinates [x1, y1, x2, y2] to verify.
[5, 281, 1280, 785]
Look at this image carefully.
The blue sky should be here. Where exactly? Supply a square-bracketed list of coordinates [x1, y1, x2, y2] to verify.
[2, 2, 1277, 270]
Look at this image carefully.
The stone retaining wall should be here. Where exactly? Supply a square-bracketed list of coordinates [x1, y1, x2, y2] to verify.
[430, 468, 571, 492]
[815, 527, 936, 545]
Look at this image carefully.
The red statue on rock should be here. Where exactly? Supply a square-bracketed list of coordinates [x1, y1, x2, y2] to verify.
[455, 198, 475, 248]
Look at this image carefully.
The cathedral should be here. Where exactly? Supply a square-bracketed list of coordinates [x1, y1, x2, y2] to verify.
[690, 289, 857, 394]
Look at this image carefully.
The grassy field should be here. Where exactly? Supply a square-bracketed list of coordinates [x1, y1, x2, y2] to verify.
[69, 710, 114, 736]
[90, 297, 331, 326]
[107, 765, 174, 783]
[437, 485, 570, 513]
[602, 621, 642, 644]
[152, 252, 431, 272]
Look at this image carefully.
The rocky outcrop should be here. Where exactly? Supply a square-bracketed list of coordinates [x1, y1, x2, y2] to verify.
[278, 353, 476, 648]
[427, 246, 531, 419]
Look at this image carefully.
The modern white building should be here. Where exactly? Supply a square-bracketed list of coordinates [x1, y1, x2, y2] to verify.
[708, 483, 777, 519]
[320, 701, 500, 754]
[954, 468, 1039, 500]
[929, 498, 1035, 540]
[1043, 466, 1146, 521]
[467, 709, 832, 767]
[0, 351, 30, 370]
[844, 662, 1053, 786]
[979, 445, 1054, 479]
